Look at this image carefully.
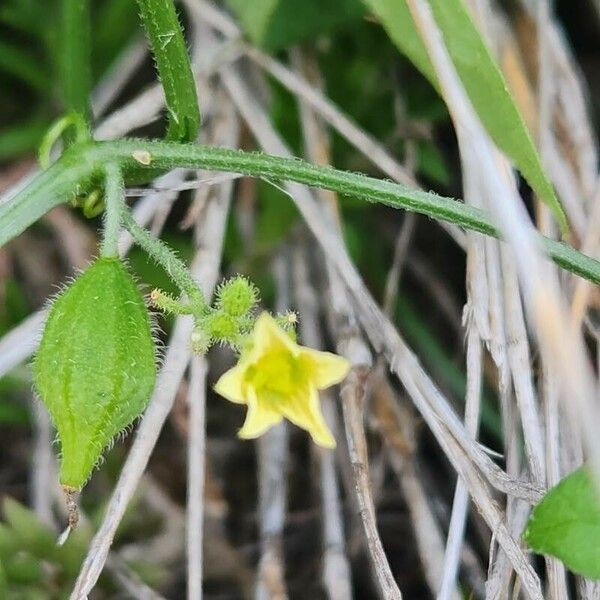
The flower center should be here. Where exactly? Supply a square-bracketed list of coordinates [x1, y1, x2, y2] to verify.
[248, 350, 305, 398]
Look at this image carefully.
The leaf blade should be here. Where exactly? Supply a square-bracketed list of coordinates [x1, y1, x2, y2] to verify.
[365, 0, 568, 233]
[524, 467, 600, 579]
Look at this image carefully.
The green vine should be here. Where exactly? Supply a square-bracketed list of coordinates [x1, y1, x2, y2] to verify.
[3, 139, 600, 287]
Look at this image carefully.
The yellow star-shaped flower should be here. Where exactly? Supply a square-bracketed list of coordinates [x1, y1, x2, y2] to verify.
[214, 312, 350, 448]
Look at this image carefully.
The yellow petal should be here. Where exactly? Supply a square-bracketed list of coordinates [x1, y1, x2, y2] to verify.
[300, 349, 351, 390]
[251, 312, 299, 358]
[214, 364, 247, 404]
[238, 391, 282, 439]
[280, 386, 336, 449]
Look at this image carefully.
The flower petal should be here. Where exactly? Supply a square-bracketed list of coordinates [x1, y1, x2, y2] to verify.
[300, 349, 351, 390]
[214, 364, 247, 404]
[238, 391, 282, 439]
[280, 386, 336, 449]
[251, 312, 298, 358]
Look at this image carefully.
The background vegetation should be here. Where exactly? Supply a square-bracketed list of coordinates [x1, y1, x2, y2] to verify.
[0, 0, 599, 598]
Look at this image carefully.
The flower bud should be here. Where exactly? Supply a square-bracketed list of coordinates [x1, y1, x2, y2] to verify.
[215, 276, 258, 317]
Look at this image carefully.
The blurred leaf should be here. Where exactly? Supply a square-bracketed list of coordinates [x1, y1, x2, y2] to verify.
[0, 118, 48, 162]
[5, 554, 42, 585]
[93, 0, 139, 77]
[0, 279, 30, 333]
[365, 0, 567, 233]
[415, 139, 450, 185]
[0, 402, 30, 426]
[255, 180, 299, 249]
[0, 0, 46, 35]
[427, 0, 566, 232]
[225, 0, 278, 43]
[226, 0, 365, 50]
[2, 499, 56, 560]
[524, 467, 600, 579]
[0, 40, 48, 91]
[0, 523, 18, 555]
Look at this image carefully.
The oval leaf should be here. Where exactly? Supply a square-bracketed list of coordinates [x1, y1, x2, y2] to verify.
[524, 467, 600, 579]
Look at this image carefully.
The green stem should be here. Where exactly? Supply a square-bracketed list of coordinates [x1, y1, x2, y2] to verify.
[3, 139, 600, 288]
[121, 209, 206, 307]
[101, 164, 125, 257]
[135, 0, 200, 143]
[60, 0, 92, 128]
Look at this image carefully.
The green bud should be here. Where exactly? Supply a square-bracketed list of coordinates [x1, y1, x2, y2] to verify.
[205, 311, 239, 342]
[34, 258, 156, 490]
[215, 276, 258, 317]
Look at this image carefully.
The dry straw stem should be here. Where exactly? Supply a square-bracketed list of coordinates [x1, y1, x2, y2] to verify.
[290, 49, 397, 599]
[218, 43, 545, 599]
[371, 369, 463, 600]
[535, 3, 568, 596]
[92, 39, 148, 119]
[291, 53, 366, 598]
[255, 252, 290, 600]
[406, 2, 599, 598]
[408, 0, 600, 476]
[517, 0, 598, 202]
[376, 145, 460, 597]
[186, 106, 238, 600]
[105, 555, 168, 600]
[31, 402, 57, 527]
[226, 45, 538, 598]
[438, 324, 482, 600]
[186, 355, 208, 600]
[291, 243, 353, 600]
[193, 0, 466, 249]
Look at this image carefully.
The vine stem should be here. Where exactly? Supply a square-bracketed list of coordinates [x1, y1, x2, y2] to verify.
[3, 139, 600, 287]
[101, 163, 125, 257]
[60, 0, 91, 126]
[121, 209, 206, 308]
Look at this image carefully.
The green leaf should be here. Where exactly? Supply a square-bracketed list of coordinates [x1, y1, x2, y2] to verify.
[136, 0, 200, 143]
[3, 499, 55, 559]
[364, 0, 568, 233]
[0, 117, 48, 162]
[226, 0, 279, 43]
[0, 39, 48, 91]
[427, 0, 566, 232]
[524, 467, 600, 579]
[226, 0, 364, 51]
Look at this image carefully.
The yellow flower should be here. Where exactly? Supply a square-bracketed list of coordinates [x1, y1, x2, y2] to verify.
[214, 312, 350, 448]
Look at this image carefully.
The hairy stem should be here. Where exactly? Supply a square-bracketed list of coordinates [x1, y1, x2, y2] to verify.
[101, 163, 125, 257]
[2, 139, 600, 287]
[121, 209, 206, 307]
